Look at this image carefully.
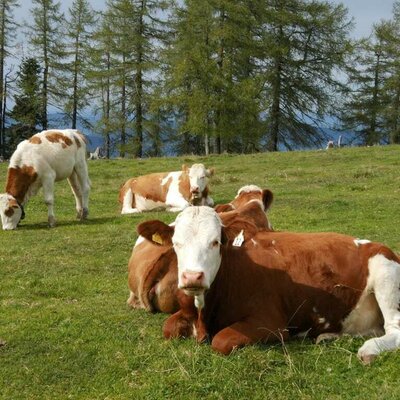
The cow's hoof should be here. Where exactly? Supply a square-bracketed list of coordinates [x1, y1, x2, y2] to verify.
[358, 353, 377, 365]
[315, 333, 340, 345]
[48, 217, 56, 228]
[81, 208, 89, 220]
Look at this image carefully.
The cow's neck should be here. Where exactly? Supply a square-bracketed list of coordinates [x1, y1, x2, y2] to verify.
[6, 166, 38, 204]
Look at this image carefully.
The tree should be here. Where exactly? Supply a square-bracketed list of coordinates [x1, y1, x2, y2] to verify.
[260, 0, 352, 151]
[0, 0, 19, 158]
[28, 0, 65, 130]
[64, 0, 96, 129]
[7, 58, 41, 155]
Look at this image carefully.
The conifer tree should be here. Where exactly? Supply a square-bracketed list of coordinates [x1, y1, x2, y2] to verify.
[28, 0, 65, 130]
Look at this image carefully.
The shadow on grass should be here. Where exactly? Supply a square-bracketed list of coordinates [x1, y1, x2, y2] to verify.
[18, 216, 120, 230]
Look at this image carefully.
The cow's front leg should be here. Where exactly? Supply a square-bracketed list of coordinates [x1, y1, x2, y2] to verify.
[163, 310, 196, 339]
[211, 318, 288, 355]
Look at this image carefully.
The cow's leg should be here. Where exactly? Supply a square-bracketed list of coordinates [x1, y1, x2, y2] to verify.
[68, 171, 83, 219]
[211, 317, 288, 355]
[74, 162, 90, 219]
[121, 189, 139, 214]
[358, 254, 400, 364]
[42, 173, 56, 227]
[163, 309, 196, 340]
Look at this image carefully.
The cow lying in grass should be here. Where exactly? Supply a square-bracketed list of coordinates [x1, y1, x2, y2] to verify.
[138, 206, 400, 364]
[127, 186, 274, 313]
[119, 164, 214, 214]
[0, 129, 90, 230]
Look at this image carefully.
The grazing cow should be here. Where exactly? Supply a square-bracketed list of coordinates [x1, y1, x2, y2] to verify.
[119, 164, 214, 214]
[0, 129, 90, 230]
[138, 206, 400, 364]
[127, 186, 274, 313]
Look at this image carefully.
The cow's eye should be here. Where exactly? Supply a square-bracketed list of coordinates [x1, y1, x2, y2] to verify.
[211, 240, 219, 248]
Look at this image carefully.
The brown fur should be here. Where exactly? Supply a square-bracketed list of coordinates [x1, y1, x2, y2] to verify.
[45, 131, 73, 148]
[74, 136, 81, 147]
[164, 230, 400, 354]
[215, 189, 273, 213]
[5, 165, 38, 204]
[29, 136, 42, 144]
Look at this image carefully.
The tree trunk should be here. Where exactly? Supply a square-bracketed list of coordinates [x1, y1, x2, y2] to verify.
[368, 51, 381, 145]
[0, 1, 5, 157]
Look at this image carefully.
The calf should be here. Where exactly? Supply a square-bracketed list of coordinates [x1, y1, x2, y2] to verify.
[119, 164, 214, 214]
[0, 129, 90, 230]
[138, 206, 400, 364]
[127, 186, 274, 313]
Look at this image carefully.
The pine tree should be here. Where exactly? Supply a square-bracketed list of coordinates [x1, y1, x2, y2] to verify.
[64, 0, 96, 129]
[28, 0, 65, 130]
[7, 58, 41, 154]
[0, 0, 19, 158]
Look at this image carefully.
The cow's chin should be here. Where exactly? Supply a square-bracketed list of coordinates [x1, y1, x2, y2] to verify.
[182, 287, 206, 297]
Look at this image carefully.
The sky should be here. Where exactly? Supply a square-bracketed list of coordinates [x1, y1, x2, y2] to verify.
[15, 0, 396, 40]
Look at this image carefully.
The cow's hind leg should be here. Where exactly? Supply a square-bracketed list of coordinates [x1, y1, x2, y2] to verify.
[74, 162, 90, 219]
[42, 173, 56, 227]
[358, 254, 400, 364]
[68, 171, 83, 219]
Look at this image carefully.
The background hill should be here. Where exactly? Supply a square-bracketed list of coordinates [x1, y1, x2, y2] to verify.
[1, 145, 400, 399]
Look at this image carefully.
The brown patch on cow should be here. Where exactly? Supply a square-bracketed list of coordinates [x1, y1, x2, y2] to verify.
[5, 165, 38, 204]
[74, 136, 81, 148]
[45, 131, 73, 147]
[29, 136, 42, 144]
[4, 207, 15, 217]
[75, 130, 88, 144]
[178, 172, 191, 201]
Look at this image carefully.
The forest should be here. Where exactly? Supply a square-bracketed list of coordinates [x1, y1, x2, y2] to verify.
[0, 0, 399, 158]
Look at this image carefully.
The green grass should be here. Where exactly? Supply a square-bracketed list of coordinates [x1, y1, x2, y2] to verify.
[1, 146, 400, 400]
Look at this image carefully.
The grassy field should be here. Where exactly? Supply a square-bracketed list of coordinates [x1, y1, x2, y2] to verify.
[1, 145, 400, 400]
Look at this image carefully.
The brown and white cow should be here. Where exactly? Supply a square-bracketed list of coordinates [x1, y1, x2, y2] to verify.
[119, 164, 214, 214]
[127, 186, 274, 313]
[138, 206, 400, 364]
[0, 129, 90, 230]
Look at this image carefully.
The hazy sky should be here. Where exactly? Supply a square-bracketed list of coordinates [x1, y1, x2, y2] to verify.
[15, 0, 395, 39]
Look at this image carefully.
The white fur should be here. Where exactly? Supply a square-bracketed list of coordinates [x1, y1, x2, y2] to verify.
[0, 129, 90, 229]
[342, 254, 400, 360]
[354, 239, 371, 246]
[173, 207, 222, 295]
[236, 185, 262, 196]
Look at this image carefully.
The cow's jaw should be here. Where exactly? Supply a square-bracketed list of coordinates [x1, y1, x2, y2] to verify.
[173, 207, 222, 297]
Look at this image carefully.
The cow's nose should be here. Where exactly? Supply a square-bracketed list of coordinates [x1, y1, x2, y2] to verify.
[191, 186, 199, 193]
[181, 271, 204, 287]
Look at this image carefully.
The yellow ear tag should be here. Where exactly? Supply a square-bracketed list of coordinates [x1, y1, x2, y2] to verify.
[152, 233, 163, 245]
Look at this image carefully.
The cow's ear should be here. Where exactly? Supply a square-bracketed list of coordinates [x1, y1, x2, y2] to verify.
[137, 220, 174, 246]
[214, 203, 234, 213]
[262, 189, 273, 211]
[181, 164, 189, 173]
[206, 168, 215, 177]
[221, 218, 258, 245]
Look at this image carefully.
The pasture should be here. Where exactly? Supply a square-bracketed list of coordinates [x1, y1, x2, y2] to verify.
[1, 145, 400, 399]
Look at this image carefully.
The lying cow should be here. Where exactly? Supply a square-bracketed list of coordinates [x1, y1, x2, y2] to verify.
[119, 164, 214, 214]
[138, 206, 400, 364]
[0, 129, 90, 230]
[127, 185, 274, 313]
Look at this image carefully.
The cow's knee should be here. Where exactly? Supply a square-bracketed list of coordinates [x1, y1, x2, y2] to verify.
[211, 334, 238, 355]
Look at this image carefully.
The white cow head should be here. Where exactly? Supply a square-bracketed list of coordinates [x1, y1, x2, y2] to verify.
[0, 194, 24, 230]
[183, 164, 214, 199]
[137, 206, 257, 298]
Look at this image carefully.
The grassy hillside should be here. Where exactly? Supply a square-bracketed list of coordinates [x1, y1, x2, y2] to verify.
[1, 145, 400, 400]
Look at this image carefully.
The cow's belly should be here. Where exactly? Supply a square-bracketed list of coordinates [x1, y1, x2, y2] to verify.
[135, 194, 166, 211]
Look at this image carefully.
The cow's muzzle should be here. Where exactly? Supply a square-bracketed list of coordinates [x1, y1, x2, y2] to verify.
[180, 271, 206, 295]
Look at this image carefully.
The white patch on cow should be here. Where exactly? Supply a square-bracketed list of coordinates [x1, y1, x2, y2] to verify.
[135, 194, 166, 212]
[313, 307, 318, 313]
[192, 323, 198, 338]
[173, 207, 222, 293]
[188, 164, 209, 194]
[251, 239, 258, 246]
[236, 185, 262, 196]
[318, 317, 326, 324]
[163, 171, 190, 211]
[323, 322, 331, 329]
[354, 239, 371, 247]
[343, 254, 400, 361]
[121, 188, 139, 214]
[134, 235, 146, 248]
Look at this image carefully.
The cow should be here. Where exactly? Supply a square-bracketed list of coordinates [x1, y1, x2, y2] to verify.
[137, 206, 400, 364]
[119, 164, 214, 214]
[0, 129, 90, 230]
[127, 186, 274, 314]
